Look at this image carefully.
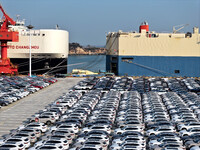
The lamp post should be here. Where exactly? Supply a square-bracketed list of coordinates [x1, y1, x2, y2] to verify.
[27, 24, 34, 77]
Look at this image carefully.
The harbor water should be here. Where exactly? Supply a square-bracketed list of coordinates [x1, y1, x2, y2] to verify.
[68, 55, 106, 73]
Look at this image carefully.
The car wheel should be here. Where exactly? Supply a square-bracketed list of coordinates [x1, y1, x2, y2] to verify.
[2, 103, 7, 106]
[183, 134, 188, 137]
[182, 128, 187, 130]
[150, 133, 155, 136]
[46, 121, 51, 126]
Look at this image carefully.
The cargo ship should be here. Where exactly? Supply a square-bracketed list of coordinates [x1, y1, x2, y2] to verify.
[2, 18, 69, 75]
[106, 22, 200, 77]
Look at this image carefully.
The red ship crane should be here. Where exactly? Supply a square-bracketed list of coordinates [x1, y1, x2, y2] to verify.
[0, 4, 19, 74]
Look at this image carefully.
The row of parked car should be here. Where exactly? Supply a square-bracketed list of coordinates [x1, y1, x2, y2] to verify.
[0, 76, 57, 107]
[111, 91, 145, 150]
[71, 77, 200, 93]
[69, 91, 119, 150]
[0, 90, 82, 149]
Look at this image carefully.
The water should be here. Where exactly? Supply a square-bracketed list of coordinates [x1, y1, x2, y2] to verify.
[68, 55, 106, 73]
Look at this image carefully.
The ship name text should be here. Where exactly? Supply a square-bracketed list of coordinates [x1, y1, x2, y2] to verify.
[8, 45, 39, 49]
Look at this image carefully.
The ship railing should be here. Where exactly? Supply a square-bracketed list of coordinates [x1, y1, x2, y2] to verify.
[21, 30, 41, 36]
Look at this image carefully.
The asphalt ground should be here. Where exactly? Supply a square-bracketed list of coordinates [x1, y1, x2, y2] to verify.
[0, 78, 82, 138]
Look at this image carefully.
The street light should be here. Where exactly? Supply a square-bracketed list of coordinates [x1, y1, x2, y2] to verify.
[27, 24, 34, 77]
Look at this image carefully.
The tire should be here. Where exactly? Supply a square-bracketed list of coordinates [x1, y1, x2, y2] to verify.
[183, 134, 188, 137]
[182, 128, 187, 130]
[150, 133, 155, 136]
[46, 121, 51, 126]
[2, 103, 7, 106]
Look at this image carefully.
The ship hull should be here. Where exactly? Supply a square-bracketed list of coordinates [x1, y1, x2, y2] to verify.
[10, 58, 67, 75]
[106, 55, 200, 77]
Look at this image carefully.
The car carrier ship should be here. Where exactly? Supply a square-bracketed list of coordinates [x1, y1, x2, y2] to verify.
[106, 22, 200, 77]
[3, 18, 69, 75]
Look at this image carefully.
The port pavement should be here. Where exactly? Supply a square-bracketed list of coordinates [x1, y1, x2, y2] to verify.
[0, 78, 83, 138]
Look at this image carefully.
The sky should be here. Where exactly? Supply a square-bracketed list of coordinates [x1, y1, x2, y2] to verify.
[1, 0, 200, 46]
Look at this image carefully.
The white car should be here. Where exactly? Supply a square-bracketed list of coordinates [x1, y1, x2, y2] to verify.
[33, 139, 46, 148]
[112, 135, 144, 145]
[80, 142, 107, 150]
[0, 139, 4, 146]
[148, 136, 182, 148]
[39, 112, 60, 120]
[82, 125, 112, 134]
[61, 113, 87, 121]
[50, 124, 79, 134]
[5, 138, 29, 149]
[120, 142, 146, 150]
[190, 145, 200, 150]
[18, 122, 48, 133]
[117, 114, 142, 122]
[146, 126, 176, 136]
[0, 143, 25, 150]
[52, 129, 76, 139]
[43, 139, 69, 150]
[180, 127, 200, 137]
[177, 122, 200, 131]
[111, 138, 145, 150]
[114, 126, 144, 135]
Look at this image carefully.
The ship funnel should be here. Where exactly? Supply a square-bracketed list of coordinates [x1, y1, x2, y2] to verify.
[139, 21, 149, 33]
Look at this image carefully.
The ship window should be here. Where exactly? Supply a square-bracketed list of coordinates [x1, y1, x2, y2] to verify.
[174, 70, 180, 74]
[151, 34, 159, 38]
[121, 57, 134, 61]
[42, 34, 45, 36]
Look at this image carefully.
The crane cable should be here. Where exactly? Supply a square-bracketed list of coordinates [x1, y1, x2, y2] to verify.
[123, 60, 177, 77]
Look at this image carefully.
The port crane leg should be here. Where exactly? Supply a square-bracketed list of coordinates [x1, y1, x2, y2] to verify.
[1, 41, 7, 59]
[0, 4, 19, 74]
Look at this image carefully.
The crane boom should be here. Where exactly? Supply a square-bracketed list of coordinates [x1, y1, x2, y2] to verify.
[0, 4, 16, 31]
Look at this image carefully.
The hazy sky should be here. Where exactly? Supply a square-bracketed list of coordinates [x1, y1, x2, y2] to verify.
[1, 0, 199, 46]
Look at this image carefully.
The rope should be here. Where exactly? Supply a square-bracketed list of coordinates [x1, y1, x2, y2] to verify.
[18, 58, 46, 67]
[18, 62, 86, 73]
[107, 33, 119, 52]
[84, 55, 104, 70]
[81, 56, 100, 70]
[46, 67, 67, 74]
[123, 60, 177, 77]
[43, 58, 67, 75]
[17, 58, 44, 66]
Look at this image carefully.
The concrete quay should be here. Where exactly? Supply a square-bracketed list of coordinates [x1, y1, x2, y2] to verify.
[0, 78, 82, 138]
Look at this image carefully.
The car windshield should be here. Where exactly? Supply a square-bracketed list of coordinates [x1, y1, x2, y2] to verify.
[7, 139, 21, 142]
[1, 145, 16, 147]
[39, 146, 57, 149]
[27, 125, 40, 127]
[80, 148, 97, 150]
[46, 141, 61, 144]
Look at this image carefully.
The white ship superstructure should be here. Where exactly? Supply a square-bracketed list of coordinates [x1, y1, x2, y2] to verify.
[1, 18, 69, 74]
